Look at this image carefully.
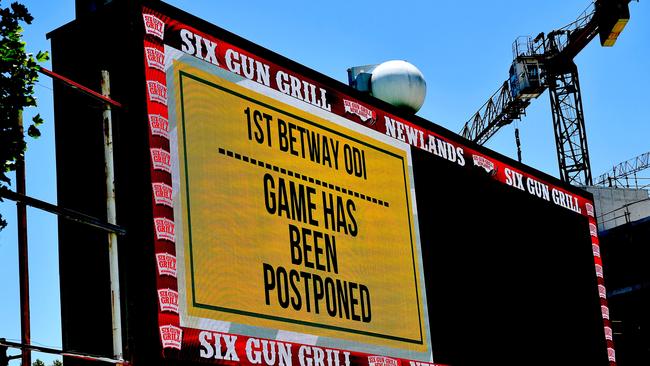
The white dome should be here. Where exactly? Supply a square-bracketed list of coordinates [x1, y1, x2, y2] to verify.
[370, 60, 426, 113]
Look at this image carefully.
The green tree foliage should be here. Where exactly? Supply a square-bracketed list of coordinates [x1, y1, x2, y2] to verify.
[30, 359, 62, 366]
[0, 0, 48, 230]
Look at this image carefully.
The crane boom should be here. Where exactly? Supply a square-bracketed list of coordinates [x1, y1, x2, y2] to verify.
[459, 81, 530, 145]
[545, 3, 599, 60]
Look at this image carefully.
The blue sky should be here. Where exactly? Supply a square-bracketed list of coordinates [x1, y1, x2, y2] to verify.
[1, 0, 648, 364]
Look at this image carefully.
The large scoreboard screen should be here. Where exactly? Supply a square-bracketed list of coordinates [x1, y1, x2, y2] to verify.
[150, 35, 431, 362]
[50, 2, 616, 366]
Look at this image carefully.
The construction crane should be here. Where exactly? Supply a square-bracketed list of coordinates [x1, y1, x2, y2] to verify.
[596, 151, 650, 188]
[460, 0, 634, 186]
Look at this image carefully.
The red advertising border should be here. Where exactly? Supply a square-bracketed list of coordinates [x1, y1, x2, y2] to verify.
[141, 5, 614, 365]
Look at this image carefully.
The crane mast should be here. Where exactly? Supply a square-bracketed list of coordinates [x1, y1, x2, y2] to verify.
[460, 0, 632, 186]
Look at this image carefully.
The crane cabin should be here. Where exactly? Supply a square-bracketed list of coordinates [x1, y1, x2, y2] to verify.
[508, 57, 544, 100]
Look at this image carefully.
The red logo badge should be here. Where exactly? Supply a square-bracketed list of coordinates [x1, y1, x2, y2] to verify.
[156, 252, 178, 277]
[159, 324, 182, 349]
[143, 14, 165, 40]
[601, 305, 610, 320]
[368, 356, 399, 366]
[158, 288, 179, 313]
[343, 100, 376, 125]
[585, 202, 595, 217]
[149, 114, 170, 140]
[153, 182, 173, 207]
[604, 326, 613, 341]
[595, 264, 604, 278]
[145, 47, 165, 72]
[607, 347, 616, 362]
[472, 155, 497, 175]
[592, 243, 600, 257]
[154, 217, 175, 242]
[150, 148, 171, 173]
[147, 80, 167, 105]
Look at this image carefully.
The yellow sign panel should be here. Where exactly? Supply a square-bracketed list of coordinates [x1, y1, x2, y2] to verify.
[174, 63, 426, 351]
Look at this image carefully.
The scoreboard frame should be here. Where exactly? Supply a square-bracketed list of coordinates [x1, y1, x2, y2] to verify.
[48, 1, 615, 365]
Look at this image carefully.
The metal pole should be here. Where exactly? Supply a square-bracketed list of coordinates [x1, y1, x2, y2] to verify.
[16, 110, 32, 366]
[101, 70, 123, 361]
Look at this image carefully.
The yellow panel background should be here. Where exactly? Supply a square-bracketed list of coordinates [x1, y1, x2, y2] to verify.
[173, 62, 426, 351]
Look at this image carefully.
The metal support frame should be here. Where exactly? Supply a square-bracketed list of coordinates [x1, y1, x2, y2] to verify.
[595, 151, 650, 187]
[0, 64, 126, 366]
[548, 63, 593, 185]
